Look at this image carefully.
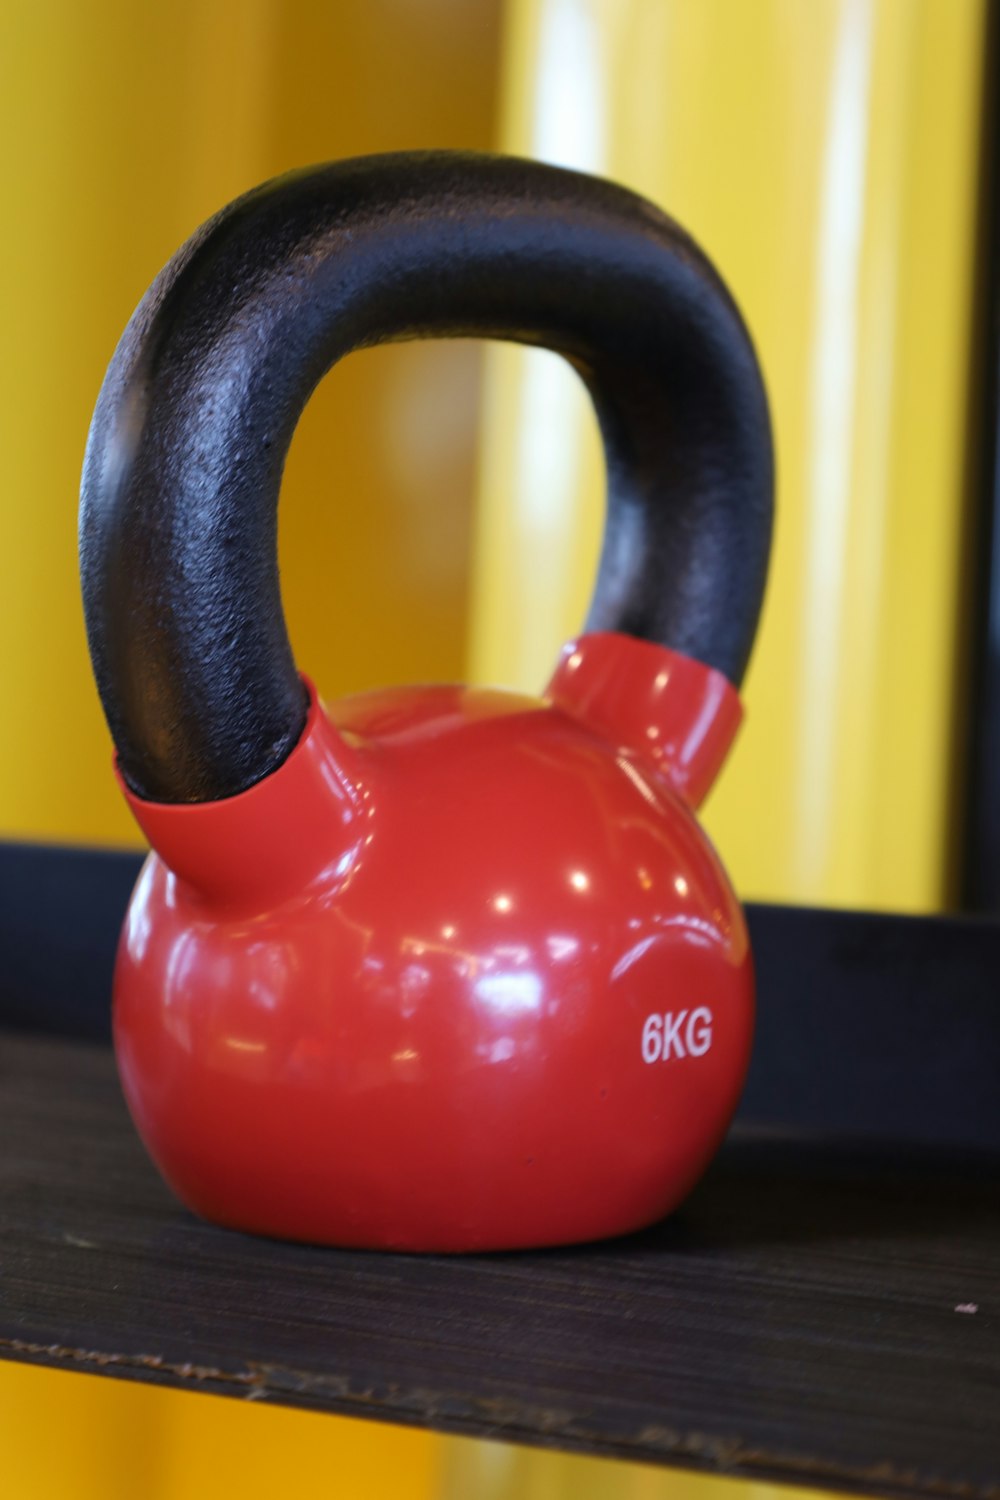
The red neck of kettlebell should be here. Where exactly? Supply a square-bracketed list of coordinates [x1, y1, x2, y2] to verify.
[545, 633, 743, 809]
[118, 679, 365, 909]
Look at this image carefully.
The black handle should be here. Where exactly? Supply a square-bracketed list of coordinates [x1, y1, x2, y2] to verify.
[80, 151, 774, 803]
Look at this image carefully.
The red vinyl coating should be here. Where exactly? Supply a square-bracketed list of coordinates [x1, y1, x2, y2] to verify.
[115, 634, 753, 1251]
[546, 632, 743, 808]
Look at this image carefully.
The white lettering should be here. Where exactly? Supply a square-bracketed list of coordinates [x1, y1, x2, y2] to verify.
[641, 1012, 663, 1064]
[686, 1007, 712, 1056]
[642, 1007, 713, 1062]
[661, 1009, 688, 1059]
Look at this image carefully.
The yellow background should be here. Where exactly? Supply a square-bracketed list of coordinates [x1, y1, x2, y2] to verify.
[473, 0, 987, 911]
[0, 0, 499, 848]
[0, 1360, 840, 1500]
[0, 0, 989, 1495]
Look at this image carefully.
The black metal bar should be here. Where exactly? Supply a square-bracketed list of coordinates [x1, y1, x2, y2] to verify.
[0, 842, 140, 1042]
[960, 0, 1000, 908]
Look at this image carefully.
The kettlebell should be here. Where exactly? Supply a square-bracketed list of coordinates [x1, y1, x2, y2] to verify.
[80, 152, 772, 1252]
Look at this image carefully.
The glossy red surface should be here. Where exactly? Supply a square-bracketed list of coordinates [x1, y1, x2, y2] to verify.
[547, 632, 743, 809]
[115, 633, 753, 1251]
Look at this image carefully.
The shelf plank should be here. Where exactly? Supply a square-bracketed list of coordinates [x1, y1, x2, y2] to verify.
[1, 1030, 997, 1499]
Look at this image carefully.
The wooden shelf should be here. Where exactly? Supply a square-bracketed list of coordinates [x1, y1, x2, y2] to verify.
[1, 843, 999, 1498]
[2, 1029, 998, 1499]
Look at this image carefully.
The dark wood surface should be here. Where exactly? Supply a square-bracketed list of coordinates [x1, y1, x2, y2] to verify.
[2, 1030, 998, 1499]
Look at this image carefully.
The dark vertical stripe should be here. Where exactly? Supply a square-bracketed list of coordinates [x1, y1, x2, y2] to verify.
[961, 0, 1000, 909]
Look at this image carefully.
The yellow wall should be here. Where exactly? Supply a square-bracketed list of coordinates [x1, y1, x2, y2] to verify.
[0, 1363, 438, 1500]
[0, 0, 498, 847]
[471, 0, 988, 911]
[0, 1361, 839, 1500]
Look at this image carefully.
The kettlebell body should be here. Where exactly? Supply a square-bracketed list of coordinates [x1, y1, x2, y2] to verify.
[80, 153, 772, 1251]
[116, 636, 750, 1250]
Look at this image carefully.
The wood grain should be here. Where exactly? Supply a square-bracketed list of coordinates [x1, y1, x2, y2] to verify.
[1, 1031, 997, 1499]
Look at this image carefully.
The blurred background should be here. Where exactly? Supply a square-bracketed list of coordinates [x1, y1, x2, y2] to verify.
[0, 0, 996, 1495]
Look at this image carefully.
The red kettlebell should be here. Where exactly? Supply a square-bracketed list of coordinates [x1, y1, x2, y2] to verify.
[80, 153, 772, 1251]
